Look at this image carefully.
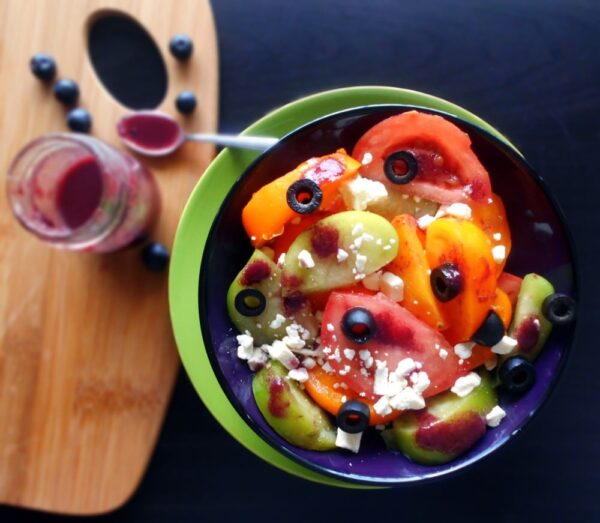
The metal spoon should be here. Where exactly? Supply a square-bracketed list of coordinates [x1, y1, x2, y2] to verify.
[116, 111, 278, 156]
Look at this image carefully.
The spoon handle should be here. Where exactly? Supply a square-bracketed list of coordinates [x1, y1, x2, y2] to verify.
[186, 133, 279, 151]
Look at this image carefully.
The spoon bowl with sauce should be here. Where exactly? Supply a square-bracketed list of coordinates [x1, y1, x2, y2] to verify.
[117, 111, 278, 156]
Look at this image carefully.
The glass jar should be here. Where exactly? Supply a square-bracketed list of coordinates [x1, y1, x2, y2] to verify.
[6, 133, 160, 252]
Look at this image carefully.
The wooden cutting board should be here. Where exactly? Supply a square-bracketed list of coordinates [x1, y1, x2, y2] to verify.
[0, 0, 218, 515]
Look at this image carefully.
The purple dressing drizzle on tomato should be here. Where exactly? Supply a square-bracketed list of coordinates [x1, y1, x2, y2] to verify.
[416, 411, 485, 455]
[515, 315, 541, 352]
[310, 224, 339, 258]
[241, 260, 271, 286]
[268, 378, 290, 417]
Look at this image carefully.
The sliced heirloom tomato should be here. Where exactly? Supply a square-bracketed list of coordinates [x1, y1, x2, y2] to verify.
[352, 111, 492, 204]
[320, 292, 461, 399]
[305, 366, 400, 426]
[242, 150, 360, 247]
[470, 193, 512, 275]
[497, 272, 523, 307]
[388, 214, 446, 330]
[426, 218, 496, 345]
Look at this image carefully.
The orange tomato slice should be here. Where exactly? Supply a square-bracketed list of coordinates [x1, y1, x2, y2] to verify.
[426, 218, 496, 345]
[242, 150, 360, 247]
[388, 214, 446, 330]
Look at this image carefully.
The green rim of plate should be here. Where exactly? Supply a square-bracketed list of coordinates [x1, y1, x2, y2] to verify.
[168, 86, 518, 488]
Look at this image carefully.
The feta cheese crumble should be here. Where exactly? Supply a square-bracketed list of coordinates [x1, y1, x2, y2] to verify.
[491, 335, 518, 355]
[454, 341, 476, 360]
[340, 175, 388, 211]
[298, 249, 315, 268]
[355, 254, 368, 273]
[373, 396, 392, 416]
[492, 245, 506, 264]
[302, 357, 316, 369]
[362, 270, 382, 291]
[492, 232, 502, 241]
[417, 214, 437, 230]
[451, 372, 482, 397]
[288, 367, 309, 383]
[361, 152, 373, 165]
[326, 323, 335, 332]
[486, 405, 507, 427]
[268, 340, 300, 369]
[269, 313, 286, 330]
[337, 248, 349, 262]
[439, 348, 449, 360]
[380, 272, 404, 302]
[277, 252, 286, 267]
[373, 360, 389, 395]
[343, 348, 356, 360]
[336, 428, 363, 453]
[389, 388, 426, 410]
[440, 202, 472, 220]
[236, 333, 254, 360]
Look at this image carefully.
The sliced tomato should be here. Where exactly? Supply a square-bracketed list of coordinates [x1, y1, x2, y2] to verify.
[320, 292, 461, 399]
[497, 272, 523, 308]
[242, 150, 360, 247]
[470, 193, 511, 275]
[388, 214, 446, 330]
[352, 111, 492, 204]
[425, 218, 496, 345]
[304, 366, 400, 426]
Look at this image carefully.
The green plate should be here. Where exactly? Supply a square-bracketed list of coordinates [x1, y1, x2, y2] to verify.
[168, 86, 517, 488]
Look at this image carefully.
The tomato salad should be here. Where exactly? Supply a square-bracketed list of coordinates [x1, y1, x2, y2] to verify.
[227, 111, 576, 464]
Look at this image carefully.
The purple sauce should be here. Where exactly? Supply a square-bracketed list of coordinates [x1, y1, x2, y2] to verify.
[268, 378, 290, 418]
[310, 224, 339, 258]
[415, 411, 486, 455]
[117, 112, 182, 152]
[515, 315, 541, 352]
[241, 260, 271, 286]
[56, 156, 103, 229]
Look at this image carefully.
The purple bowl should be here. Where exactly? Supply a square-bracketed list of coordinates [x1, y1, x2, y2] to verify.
[199, 105, 578, 485]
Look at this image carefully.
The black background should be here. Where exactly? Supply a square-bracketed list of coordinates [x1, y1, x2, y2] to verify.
[2, 0, 600, 521]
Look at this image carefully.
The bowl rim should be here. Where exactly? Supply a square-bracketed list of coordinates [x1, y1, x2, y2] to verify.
[198, 103, 579, 486]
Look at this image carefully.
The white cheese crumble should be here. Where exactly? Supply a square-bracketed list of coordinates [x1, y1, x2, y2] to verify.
[298, 249, 315, 269]
[326, 322, 335, 332]
[439, 348, 448, 360]
[380, 272, 404, 302]
[355, 254, 368, 273]
[361, 152, 373, 165]
[440, 202, 472, 220]
[373, 360, 389, 395]
[337, 248, 349, 262]
[236, 333, 255, 360]
[395, 358, 417, 376]
[343, 348, 356, 360]
[359, 349, 371, 361]
[336, 428, 363, 453]
[491, 335, 518, 355]
[451, 372, 482, 397]
[268, 340, 300, 369]
[373, 396, 392, 416]
[302, 357, 316, 369]
[352, 223, 364, 236]
[288, 367, 309, 383]
[486, 405, 507, 427]
[492, 245, 506, 264]
[362, 270, 382, 291]
[277, 252, 286, 267]
[417, 214, 437, 230]
[269, 313, 286, 330]
[389, 387, 426, 410]
[322, 361, 334, 373]
[248, 349, 269, 371]
[454, 341, 476, 360]
[410, 371, 431, 394]
[340, 175, 388, 211]
[492, 232, 502, 241]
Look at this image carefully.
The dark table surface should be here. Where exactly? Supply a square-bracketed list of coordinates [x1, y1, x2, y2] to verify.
[3, 0, 600, 521]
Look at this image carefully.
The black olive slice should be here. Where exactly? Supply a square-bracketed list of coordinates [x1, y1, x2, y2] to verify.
[234, 288, 266, 317]
[383, 150, 418, 184]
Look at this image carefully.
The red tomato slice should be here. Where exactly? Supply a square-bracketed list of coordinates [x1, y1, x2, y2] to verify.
[352, 111, 492, 204]
[320, 292, 461, 399]
[497, 272, 523, 308]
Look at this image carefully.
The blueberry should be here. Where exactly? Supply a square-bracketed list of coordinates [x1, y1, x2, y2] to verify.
[542, 293, 576, 326]
[337, 400, 370, 434]
[66, 108, 92, 133]
[430, 263, 463, 302]
[342, 307, 376, 344]
[169, 34, 194, 60]
[384, 150, 418, 184]
[499, 356, 536, 395]
[175, 91, 197, 114]
[53, 79, 80, 105]
[234, 288, 266, 317]
[141, 242, 170, 272]
[471, 310, 505, 346]
[30, 53, 56, 81]
[286, 179, 323, 214]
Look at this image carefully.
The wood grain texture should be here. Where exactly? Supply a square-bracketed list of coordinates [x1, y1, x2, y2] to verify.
[0, 0, 218, 515]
